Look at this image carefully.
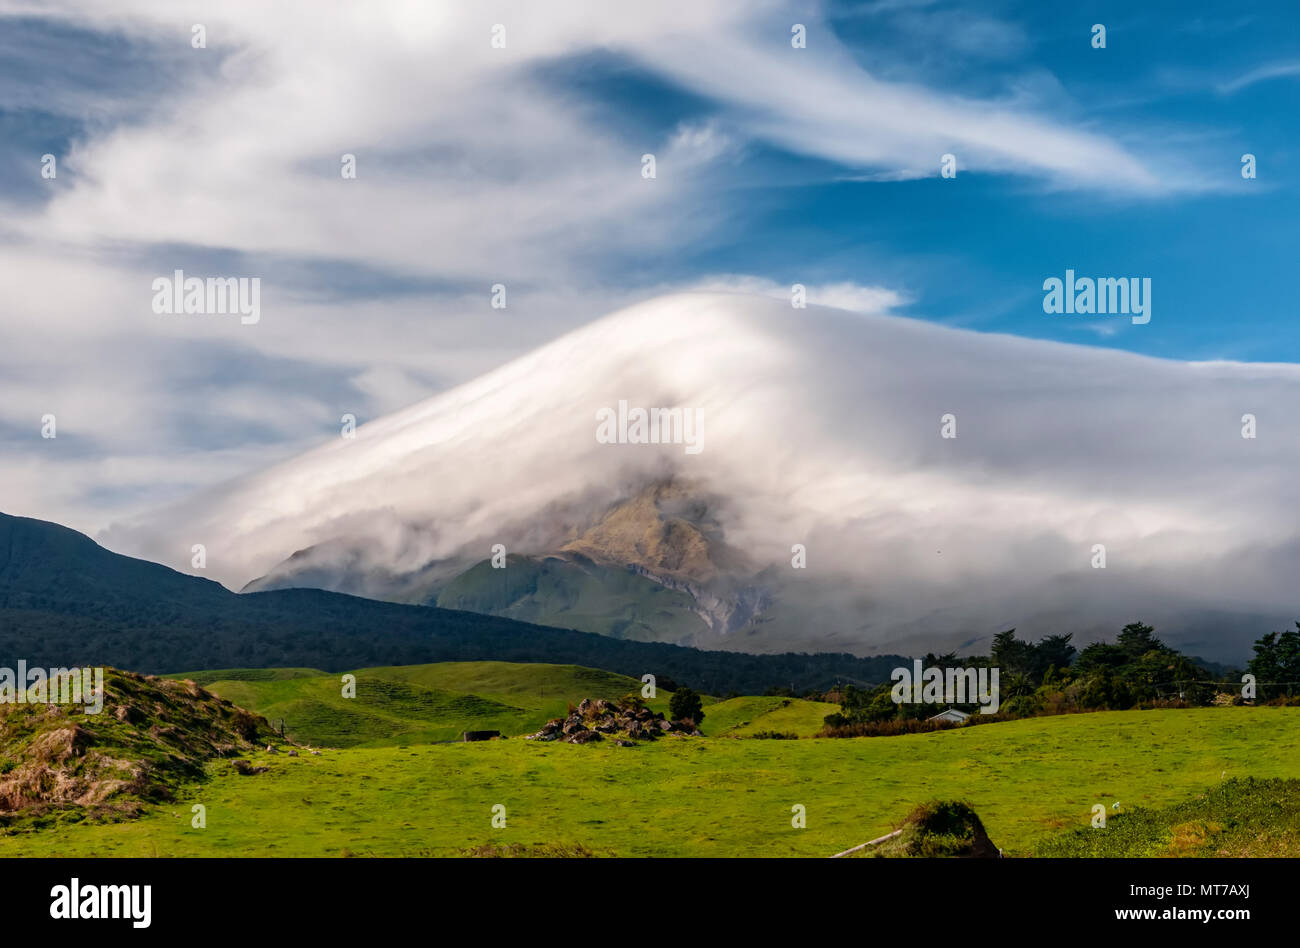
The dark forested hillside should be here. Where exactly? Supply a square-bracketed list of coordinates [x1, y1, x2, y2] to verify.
[0, 513, 904, 694]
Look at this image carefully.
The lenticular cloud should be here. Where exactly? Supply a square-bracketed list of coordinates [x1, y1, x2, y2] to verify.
[103, 292, 1300, 660]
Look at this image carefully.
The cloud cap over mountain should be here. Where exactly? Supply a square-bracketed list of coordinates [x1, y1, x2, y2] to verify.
[103, 292, 1300, 661]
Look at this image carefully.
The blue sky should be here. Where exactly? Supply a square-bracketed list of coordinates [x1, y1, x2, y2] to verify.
[535, 0, 1300, 361]
[1, 0, 1299, 533]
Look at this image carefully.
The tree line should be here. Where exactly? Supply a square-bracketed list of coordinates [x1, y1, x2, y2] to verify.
[822, 620, 1300, 733]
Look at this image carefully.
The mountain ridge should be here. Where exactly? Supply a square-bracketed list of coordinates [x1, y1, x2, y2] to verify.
[0, 511, 908, 693]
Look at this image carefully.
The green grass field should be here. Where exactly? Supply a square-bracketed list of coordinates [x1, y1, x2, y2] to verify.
[175, 662, 678, 747]
[1037, 776, 1300, 857]
[4, 704, 1298, 857]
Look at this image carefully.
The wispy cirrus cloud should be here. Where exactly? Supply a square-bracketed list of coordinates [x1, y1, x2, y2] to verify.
[1217, 60, 1300, 95]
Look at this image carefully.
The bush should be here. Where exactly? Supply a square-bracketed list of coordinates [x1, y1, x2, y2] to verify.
[821, 712, 1019, 738]
[872, 800, 998, 858]
[999, 695, 1041, 717]
[669, 687, 704, 725]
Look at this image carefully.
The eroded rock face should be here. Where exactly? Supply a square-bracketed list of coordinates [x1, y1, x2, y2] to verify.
[0, 669, 282, 819]
[27, 725, 93, 764]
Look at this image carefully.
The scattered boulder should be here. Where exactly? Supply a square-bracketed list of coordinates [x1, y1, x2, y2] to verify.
[523, 696, 700, 744]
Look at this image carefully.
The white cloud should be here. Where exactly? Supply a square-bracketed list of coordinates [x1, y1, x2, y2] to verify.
[102, 291, 1300, 659]
[685, 275, 910, 313]
[0, 0, 1223, 539]
[1217, 60, 1300, 95]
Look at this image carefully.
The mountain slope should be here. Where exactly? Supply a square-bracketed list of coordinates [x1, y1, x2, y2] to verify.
[0, 512, 906, 693]
[434, 552, 710, 643]
[0, 508, 231, 613]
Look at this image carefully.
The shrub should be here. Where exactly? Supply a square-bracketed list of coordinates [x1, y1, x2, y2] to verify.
[669, 687, 704, 725]
[999, 695, 1041, 717]
[821, 712, 1019, 738]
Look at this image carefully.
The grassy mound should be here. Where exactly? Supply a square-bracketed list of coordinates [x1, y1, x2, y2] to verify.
[1038, 777, 1300, 857]
[855, 800, 1000, 858]
[0, 668, 280, 828]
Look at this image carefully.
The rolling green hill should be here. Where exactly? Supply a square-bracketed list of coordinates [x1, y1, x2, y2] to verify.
[175, 668, 328, 685]
[699, 696, 838, 737]
[183, 662, 674, 747]
[6, 706, 1299, 857]
[356, 661, 650, 708]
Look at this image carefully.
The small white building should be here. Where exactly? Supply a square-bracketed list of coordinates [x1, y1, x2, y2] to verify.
[927, 707, 970, 724]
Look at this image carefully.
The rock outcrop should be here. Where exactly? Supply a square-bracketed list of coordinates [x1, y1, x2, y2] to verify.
[0, 668, 284, 820]
[525, 696, 702, 744]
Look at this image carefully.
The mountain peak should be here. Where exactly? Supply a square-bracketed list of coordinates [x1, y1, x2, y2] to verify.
[559, 479, 746, 586]
[96, 291, 1300, 661]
